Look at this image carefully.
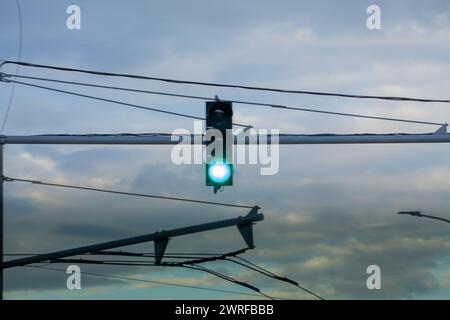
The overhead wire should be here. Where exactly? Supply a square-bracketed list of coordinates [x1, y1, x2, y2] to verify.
[226, 257, 324, 300]
[0, 72, 445, 126]
[25, 265, 284, 299]
[5, 251, 324, 299]
[2, 176, 256, 209]
[8, 248, 322, 300]
[32, 258, 276, 300]
[179, 264, 275, 300]
[0, 77, 249, 128]
[35, 248, 322, 300]
[1, 60, 449, 103]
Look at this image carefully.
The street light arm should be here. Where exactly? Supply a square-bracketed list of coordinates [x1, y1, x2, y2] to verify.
[397, 211, 450, 224]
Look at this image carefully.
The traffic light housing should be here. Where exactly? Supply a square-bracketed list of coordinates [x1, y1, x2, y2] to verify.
[206, 100, 233, 130]
[205, 100, 233, 192]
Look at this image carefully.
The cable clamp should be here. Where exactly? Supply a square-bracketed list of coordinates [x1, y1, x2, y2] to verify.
[434, 124, 448, 135]
[0, 72, 11, 82]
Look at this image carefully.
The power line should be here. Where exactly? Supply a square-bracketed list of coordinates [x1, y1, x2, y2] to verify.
[228, 257, 324, 300]
[1, 60, 449, 103]
[1, 73, 445, 126]
[2, 176, 255, 209]
[31, 258, 276, 300]
[0, 78, 249, 128]
[11, 250, 321, 300]
[180, 264, 275, 300]
[54, 249, 324, 300]
[4, 253, 232, 260]
[4, 252, 234, 257]
[0, 0, 23, 134]
[63, 249, 323, 300]
[25, 265, 283, 299]
[0, 78, 197, 123]
[5, 252, 225, 256]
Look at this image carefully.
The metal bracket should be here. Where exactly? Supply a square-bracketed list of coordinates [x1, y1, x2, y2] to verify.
[154, 234, 169, 265]
[237, 222, 255, 249]
[237, 206, 261, 249]
[0, 73, 11, 83]
[434, 124, 448, 135]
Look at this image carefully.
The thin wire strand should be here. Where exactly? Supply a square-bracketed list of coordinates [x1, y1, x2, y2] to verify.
[1, 60, 449, 103]
[2, 176, 255, 209]
[4, 252, 226, 257]
[419, 214, 450, 223]
[1, 73, 445, 126]
[180, 264, 275, 300]
[0, 0, 23, 133]
[25, 265, 279, 299]
[227, 257, 324, 300]
[17, 252, 318, 300]
[32, 259, 276, 300]
[55, 256, 323, 300]
[0, 78, 249, 127]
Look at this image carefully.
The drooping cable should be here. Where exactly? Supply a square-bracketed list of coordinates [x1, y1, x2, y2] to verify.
[25, 265, 280, 299]
[2, 176, 255, 209]
[0, 78, 249, 127]
[0, 72, 444, 126]
[226, 257, 324, 300]
[1, 60, 449, 103]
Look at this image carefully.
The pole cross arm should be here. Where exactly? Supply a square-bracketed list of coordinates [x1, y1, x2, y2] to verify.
[2, 207, 263, 269]
[1, 125, 450, 145]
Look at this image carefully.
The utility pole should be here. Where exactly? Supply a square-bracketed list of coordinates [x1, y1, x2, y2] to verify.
[0, 142, 3, 300]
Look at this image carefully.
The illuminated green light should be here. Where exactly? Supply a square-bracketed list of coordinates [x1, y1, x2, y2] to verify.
[207, 161, 232, 184]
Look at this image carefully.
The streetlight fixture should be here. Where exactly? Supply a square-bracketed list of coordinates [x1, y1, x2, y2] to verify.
[397, 211, 450, 224]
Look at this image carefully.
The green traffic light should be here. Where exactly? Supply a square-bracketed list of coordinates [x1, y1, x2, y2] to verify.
[207, 161, 232, 184]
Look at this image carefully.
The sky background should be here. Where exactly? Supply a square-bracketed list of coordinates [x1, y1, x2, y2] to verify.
[1, 0, 450, 299]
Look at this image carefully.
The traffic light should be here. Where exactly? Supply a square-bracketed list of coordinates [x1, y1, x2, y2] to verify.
[205, 100, 233, 193]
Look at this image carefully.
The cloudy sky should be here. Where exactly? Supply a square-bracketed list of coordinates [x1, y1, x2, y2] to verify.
[1, 0, 449, 299]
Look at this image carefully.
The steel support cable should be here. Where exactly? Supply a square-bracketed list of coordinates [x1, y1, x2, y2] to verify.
[40, 258, 276, 300]
[225, 257, 324, 300]
[159, 248, 249, 267]
[44, 248, 249, 265]
[34, 254, 309, 300]
[0, 72, 445, 126]
[2, 176, 255, 209]
[24, 265, 279, 299]
[5, 253, 220, 259]
[1, 60, 449, 103]
[0, 78, 250, 128]
[180, 264, 275, 300]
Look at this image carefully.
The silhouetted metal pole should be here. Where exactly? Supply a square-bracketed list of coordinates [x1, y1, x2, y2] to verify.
[398, 211, 450, 224]
[2, 207, 263, 269]
[1, 126, 450, 145]
[0, 143, 3, 300]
